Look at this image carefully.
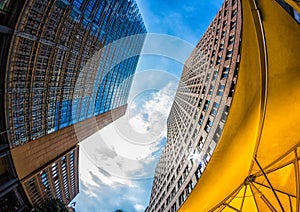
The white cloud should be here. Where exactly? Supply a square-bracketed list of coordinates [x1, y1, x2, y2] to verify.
[74, 142, 152, 212]
[76, 71, 178, 211]
[130, 101, 137, 110]
[85, 83, 176, 180]
[129, 114, 151, 134]
[134, 203, 145, 212]
[80, 134, 148, 180]
[128, 81, 176, 137]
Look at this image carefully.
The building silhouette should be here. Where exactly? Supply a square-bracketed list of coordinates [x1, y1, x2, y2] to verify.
[147, 0, 242, 211]
[0, 0, 146, 210]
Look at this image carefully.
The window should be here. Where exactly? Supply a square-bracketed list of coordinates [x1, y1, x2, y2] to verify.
[219, 43, 224, 52]
[186, 180, 193, 195]
[222, 67, 230, 79]
[204, 100, 210, 111]
[202, 86, 206, 94]
[40, 171, 49, 188]
[212, 70, 218, 80]
[84, 0, 96, 17]
[221, 30, 226, 38]
[211, 102, 219, 115]
[217, 84, 225, 96]
[208, 85, 214, 95]
[221, 106, 229, 123]
[216, 56, 222, 65]
[171, 188, 176, 198]
[230, 21, 237, 30]
[204, 118, 213, 133]
[178, 176, 183, 188]
[195, 166, 202, 180]
[171, 203, 177, 212]
[179, 192, 186, 206]
[184, 166, 189, 177]
[73, 0, 84, 10]
[199, 113, 204, 125]
[228, 82, 236, 97]
[226, 49, 233, 60]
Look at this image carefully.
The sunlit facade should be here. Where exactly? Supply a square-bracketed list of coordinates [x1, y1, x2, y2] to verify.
[22, 146, 79, 206]
[0, 0, 146, 209]
[148, 0, 242, 211]
[179, 0, 300, 211]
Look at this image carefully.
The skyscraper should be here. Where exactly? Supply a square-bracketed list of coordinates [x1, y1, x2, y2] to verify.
[0, 0, 146, 209]
[148, 0, 242, 211]
[22, 145, 79, 207]
[177, 0, 300, 211]
[1, 1, 33, 210]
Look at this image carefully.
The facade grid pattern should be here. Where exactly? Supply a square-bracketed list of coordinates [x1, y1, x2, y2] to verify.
[1, 0, 146, 208]
[5, 0, 146, 147]
[22, 145, 79, 206]
[148, 0, 242, 211]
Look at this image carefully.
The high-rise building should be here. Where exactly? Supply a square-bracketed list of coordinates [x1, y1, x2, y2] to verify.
[0, 0, 146, 209]
[22, 145, 79, 207]
[1, 1, 33, 210]
[171, 0, 300, 211]
[148, 0, 242, 211]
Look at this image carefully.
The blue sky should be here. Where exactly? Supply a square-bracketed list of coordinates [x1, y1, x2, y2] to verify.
[136, 0, 223, 46]
[73, 1, 223, 211]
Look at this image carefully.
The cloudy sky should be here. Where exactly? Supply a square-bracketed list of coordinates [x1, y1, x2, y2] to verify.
[73, 1, 223, 211]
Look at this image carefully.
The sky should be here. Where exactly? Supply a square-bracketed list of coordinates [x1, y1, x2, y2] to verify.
[72, 1, 223, 211]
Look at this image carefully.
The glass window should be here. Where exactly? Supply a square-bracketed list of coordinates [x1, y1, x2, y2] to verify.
[218, 84, 225, 96]
[84, 0, 96, 17]
[222, 67, 230, 79]
[73, 0, 84, 9]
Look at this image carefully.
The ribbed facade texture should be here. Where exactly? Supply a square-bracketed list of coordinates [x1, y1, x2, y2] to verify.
[22, 145, 79, 206]
[148, 0, 241, 211]
[0, 0, 146, 209]
[5, 0, 146, 147]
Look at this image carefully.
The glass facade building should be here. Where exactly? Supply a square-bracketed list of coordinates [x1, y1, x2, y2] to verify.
[5, 0, 146, 147]
[147, 0, 242, 211]
[0, 0, 146, 209]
